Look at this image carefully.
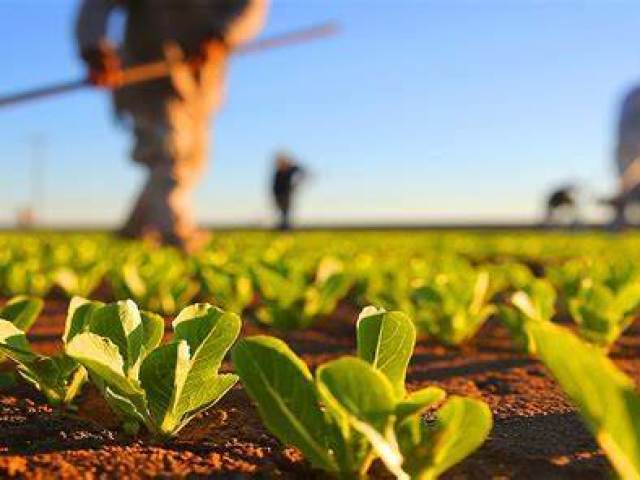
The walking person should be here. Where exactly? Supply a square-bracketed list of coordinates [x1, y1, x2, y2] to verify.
[544, 185, 579, 226]
[271, 151, 305, 230]
[76, 0, 269, 251]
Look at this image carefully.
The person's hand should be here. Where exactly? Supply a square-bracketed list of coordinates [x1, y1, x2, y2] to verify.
[82, 42, 124, 89]
[193, 35, 229, 69]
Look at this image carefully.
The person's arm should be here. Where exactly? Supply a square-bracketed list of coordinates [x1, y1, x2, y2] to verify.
[75, 0, 123, 87]
[291, 164, 308, 187]
[199, 0, 269, 60]
[221, 0, 270, 49]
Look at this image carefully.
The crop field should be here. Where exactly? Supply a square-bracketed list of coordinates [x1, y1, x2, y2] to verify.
[0, 230, 640, 478]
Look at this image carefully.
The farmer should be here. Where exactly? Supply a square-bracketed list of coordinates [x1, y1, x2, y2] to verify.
[608, 85, 640, 229]
[272, 151, 305, 230]
[75, 0, 269, 251]
[544, 185, 579, 226]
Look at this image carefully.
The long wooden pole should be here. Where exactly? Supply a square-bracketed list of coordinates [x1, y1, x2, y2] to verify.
[0, 23, 339, 109]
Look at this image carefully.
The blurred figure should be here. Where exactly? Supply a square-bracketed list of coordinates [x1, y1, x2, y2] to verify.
[607, 86, 640, 230]
[75, 0, 269, 252]
[16, 207, 35, 230]
[272, 151, 305, 230]
[544, 184, 579, 226]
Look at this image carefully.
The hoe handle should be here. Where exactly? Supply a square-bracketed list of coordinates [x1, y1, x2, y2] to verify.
[0, 22, 339, 109]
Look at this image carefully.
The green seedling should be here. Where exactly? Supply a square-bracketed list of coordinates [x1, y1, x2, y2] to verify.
[2, 260, 52, 297]
[497, 279, 556, 351]
[110, 251, 200, 315]
[53, 262, 107, 298]
[569, 279, 640, 349]
[0, 297, 99, 406]
[0, 296, 44, 332]
[251, 258, 352, 330]
[412, 271, 495, 345]
[233, 307, 492, 479]
[485, 261, 534, 298]
[66, 301, 240, 439]
[197, 263, 254, 313]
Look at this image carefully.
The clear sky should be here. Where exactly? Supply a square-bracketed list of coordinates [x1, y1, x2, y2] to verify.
[1, 0, 640, 226]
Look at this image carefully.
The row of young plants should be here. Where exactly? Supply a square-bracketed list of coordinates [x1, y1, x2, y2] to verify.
[2, 232, 640, 314]
[2, 291, 640, 478]
[0, 296, 491, 479]
[5, 234, 640, 354]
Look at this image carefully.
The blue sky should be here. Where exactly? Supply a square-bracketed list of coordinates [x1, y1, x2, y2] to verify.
[1, 0, 640, 226]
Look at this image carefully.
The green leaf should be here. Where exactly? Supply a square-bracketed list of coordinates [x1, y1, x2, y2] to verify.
[103, 386, 146, 428]
[469, 272, 491, 315]
[0, 320, 87, 406]
[316, 357, 400, 476]
[1, 296, 43, 332]
[357, 308, 416, 399]
[172, 304, 227, 364]
[511, 279, 556, 322]
[19, 354, 86, 406]
[65, 332, 143, 397]
[0, 320, 38, 363]
[305, 272, 352, 318]
[63, 365, 88, 404]
[139, 341, 191, 437]
[317, 357, 396, 427]
[569, 281, 639, 348]
[616, 282, 640, 316]
[172, 304, 241, 417]
[526, 320, 640, 480]
[232, 336, 337, 472]
[497, 305, 530, 352]
[399, 396, 492, 480]
[172, 373, 238, 435]
[396, 387, 446, 421]
[63, 297, 103, 344]
[88, 300, 144, 372]
[412, 272, 495, 346]
[141, 311, 164, 353]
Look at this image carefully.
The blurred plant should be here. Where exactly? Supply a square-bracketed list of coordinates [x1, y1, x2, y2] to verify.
[251, 256, 352, 330]
[110, 250, 199, 315]
[411, 271, 495, 345]
[568, 279, 640, 350]
[195, 255, 254, 314]
[53, 262, 107, 298]
[497, 279, 556, 351]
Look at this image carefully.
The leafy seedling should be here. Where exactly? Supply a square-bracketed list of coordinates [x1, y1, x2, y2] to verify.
[66, 301, 240, 439]
[497, 279, 556, 351]
[412, 271, 495, 345]
[110, 251, 200, 315]
[569, 279, 640, 349]
[197, 263, 254, 313]
[0, 296, 44, 363]
[2, 260, 52, 297]
[0, 296, 100, 406]
[0, 296, 44, 331]
[251, 258, 352, 330]
[485, 262, 534, 299]
[233, 307, 492, 479]
[53, 262, 107, 298]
